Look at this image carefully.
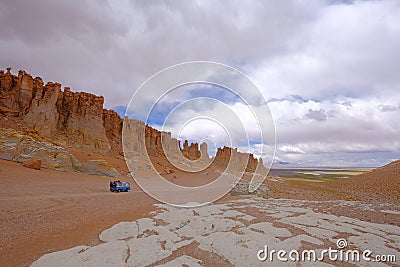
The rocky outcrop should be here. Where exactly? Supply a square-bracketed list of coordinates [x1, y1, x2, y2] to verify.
[230, 182, 268, 197]
[0, 128, 80, 172]
[122, 119, 146, 158]
[0, 69, 39, 116]
[213, 146, 267, 174]
[0, 128, 120, 177]
[76, 160, 120, 177]
[0, 68, 111, 152]
[103, 109, 123, 152]
[123, 118, 212, 173]
[181, 140, 201, 160]
[24, 81, 60, 136]
[123, 118, 208, 160]
[145, 124, 162, 151]
[1, 68, 267, 177]
[123, 118, 265, 175]
[56, 87, 110, 152]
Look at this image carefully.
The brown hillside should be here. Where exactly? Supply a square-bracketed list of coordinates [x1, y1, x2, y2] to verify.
[267, 160, 400, 204]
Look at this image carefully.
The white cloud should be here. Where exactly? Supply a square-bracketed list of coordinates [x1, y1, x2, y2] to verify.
[279, 145, 306, 154]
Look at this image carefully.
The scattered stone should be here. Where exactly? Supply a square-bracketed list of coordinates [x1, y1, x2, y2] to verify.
[164, 168, 173, 174]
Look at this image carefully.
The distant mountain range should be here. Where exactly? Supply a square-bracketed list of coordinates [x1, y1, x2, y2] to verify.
[271, 160, 374, 170]
[272, 161, 314, 169]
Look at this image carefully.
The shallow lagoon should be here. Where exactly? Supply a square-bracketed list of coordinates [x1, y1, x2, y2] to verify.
[269, 168, 371, 181]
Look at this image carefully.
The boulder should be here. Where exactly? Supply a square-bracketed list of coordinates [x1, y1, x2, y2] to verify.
[230, 182, 268, 198]
[22, 159, 41, 170]
[77, 160, 121, 177]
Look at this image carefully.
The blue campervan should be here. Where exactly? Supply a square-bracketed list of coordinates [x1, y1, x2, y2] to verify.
[109, 180, 130, 192]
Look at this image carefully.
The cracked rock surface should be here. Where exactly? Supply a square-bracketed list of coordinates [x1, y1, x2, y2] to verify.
[32, 197, 400, 267]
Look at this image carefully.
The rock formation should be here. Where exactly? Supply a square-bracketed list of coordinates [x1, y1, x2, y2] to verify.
[0, 128, 78, 172]
[0, 128, 120, 177]
[230, 181, 268, 197]
[0, 69, 41, 116]
[181, 140, 201, 160]
[123, 119, 266, 175]
[23, 81, 60, 136]
[0, 68, 110, 152]
[122, 118, 208, 172]
[213, 146, 267, 174]
[1, 68, 267, 177]
[56, 87, 110, 152]
[103, 109, 123, 152]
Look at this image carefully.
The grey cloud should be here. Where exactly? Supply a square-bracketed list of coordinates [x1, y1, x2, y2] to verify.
[0, 0, 322, 107]
[277, 115, 399, 147]
[0, 0, 127, 46]
[275, 149, 399, 167]
[305, 109, 327, 121]
[339, 101, 352, 107]
[378, 104, 399, 112]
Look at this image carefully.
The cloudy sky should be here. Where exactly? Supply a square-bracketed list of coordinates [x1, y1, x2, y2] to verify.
[1, 0, 399, 167]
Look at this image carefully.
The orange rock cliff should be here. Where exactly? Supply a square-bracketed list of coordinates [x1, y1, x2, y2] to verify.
[0, 68, 266, 172]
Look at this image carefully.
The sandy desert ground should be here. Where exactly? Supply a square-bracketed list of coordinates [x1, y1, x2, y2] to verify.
[0, 159, 399, 266]
[0, 160, 157, 267]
